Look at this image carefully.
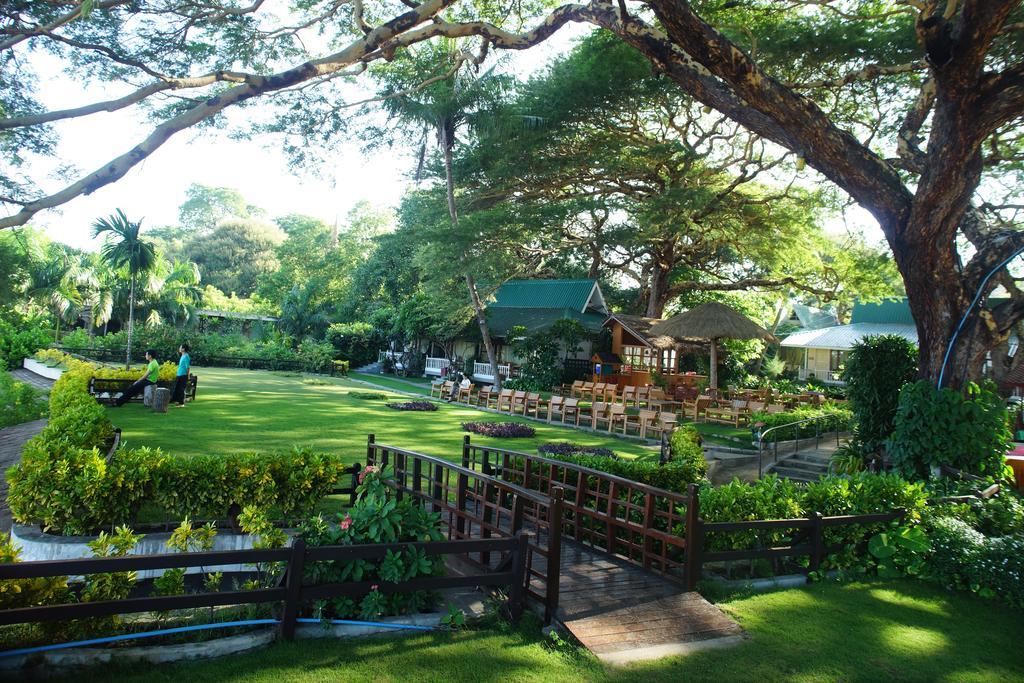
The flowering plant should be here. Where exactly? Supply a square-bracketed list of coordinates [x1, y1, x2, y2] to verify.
[461, 421, 536, 438]
[386, 401, 437, 411]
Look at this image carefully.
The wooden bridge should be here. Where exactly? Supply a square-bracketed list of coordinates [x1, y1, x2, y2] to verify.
[365, 435, 745, 663]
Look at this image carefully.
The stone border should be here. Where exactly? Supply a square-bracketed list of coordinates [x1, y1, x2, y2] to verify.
[0, 590, 485, 676]
[10, 524, 282, 579]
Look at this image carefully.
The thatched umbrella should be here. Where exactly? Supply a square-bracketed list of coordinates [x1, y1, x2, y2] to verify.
[649, 301, 775, 390]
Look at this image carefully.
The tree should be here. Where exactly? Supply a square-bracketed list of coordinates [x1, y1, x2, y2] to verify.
[372, 41, 510, 387]
[3, 2, 1024, 387]
[177, 183, 259, 233]
[25, 243, 86, 341]
[184, 218, 284, 297]
[92, 209, 156, 367]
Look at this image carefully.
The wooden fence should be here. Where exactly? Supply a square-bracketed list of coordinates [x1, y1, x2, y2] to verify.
[365, 435, 564, 623]
[0, 535, 531, 638]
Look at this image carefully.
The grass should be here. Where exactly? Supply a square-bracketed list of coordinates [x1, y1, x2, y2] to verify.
[85, 580, 1024, 682]
[109, 367, 658, 462]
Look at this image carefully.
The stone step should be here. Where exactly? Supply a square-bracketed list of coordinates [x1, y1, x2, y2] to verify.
[788, 452, 832, 466]
[769, 466, 820, 483]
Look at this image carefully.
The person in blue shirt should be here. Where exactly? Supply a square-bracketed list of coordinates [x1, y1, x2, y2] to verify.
[171, 343, 191, 407]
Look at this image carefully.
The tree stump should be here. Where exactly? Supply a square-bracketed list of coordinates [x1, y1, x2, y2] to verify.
[143, 384, 154, 407]
[152, 387, 170, 413]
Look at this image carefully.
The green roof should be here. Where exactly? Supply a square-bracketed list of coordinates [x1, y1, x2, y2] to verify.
[481, 308, 607, 337]
[850, 299, 915, 325]
[490, 280, 601, 311]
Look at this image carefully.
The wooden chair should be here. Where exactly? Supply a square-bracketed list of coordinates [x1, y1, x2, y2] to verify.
[647, 412, 679, 440]
[636, 386, 652, 408]
[561, 398, 582, 425]
[496, 389, 514, 412]
[456, 380, 474, 403]
[575, 382, 594, 399]
[546, 395, 565, 422]
[429, 379, 452, 399]
[766, 403, 786, 414]
[747, 400, 766, 414]
[705, 399, 750, 427]
[624, 409, 659, 438]
[521, 392, 541, 417]
[597, 403, 628, 433]
[621, 385, 638, 407]
[565, 380, 584, 398]
[474, 385, 494, 407]
[510, 390, 527, 414]
[585, 401, 609, 429]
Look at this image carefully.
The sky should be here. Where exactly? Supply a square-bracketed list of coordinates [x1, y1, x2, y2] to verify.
[14, 21, 885, 252]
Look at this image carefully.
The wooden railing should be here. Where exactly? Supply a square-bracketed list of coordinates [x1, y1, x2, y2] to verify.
[472, 362, 511, 380]
[0, 535, 530, 637]
[464, 442, 693, 583]
[424, 357, 451, 376]
[365, 435, 563, 622]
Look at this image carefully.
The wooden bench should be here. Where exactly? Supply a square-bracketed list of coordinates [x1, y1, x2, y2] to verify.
[88, 375, 198, 405]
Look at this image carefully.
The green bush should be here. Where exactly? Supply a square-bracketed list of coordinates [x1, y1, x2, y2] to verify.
[924, 516, 1024, 607]
[887, 380, 1011, 479]
[0, 534, 71, 610]
[0, 370, 48, 428]
[0, 315, 52, 369]
[325, 321, 383, 368]
[670, 426, 707, 480]
[298, 465, 445, 620]
[695, 476, 804, 551]
[750, 405, 853, 442]
[841, 335, 918, 451]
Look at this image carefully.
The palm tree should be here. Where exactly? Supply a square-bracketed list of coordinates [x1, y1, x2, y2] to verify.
[92, 209, 157, 368]
[279, 281, 331, 339]
[377, 41, 509, 387]
[25, 245, 85, 341]
[139, 257, 202, 327]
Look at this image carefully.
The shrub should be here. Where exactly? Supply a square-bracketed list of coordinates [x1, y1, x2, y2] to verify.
[298, 465, 445, 619]
[538, 443, 615, 459]
[298, 338, 335, 372]
[536, 447, 706, 494]
[0, 315, 52, 369]
[461, 422, 536, 438]
[670, 426, 706, 478]
[350, 391, 389, 400]
[386, 401, 437, 411]
[92, 361, 179, 382]
[0, 534, 71, 610]
[841, 335, 918, 451]
[887, 380, 1011, 479]
[696, 476, 804, 551]
[325, 321, 384, 368]
[0, 371, 48, 428]
[750, 405, 853, 442]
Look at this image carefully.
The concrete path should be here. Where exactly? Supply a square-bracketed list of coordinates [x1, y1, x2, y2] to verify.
[10, 368, 55, 392]
[0, 419, 46, 533]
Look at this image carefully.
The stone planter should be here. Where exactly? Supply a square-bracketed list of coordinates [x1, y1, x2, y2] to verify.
[10, 524, 290, 579]
[22, 358, 63, 381]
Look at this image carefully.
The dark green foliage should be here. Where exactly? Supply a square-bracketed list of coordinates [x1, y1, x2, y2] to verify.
[326, 321, 385, 368]
[841, 335, 918, 451]
[887, 380, 1011, 479]
[924, 516, 1024, 607]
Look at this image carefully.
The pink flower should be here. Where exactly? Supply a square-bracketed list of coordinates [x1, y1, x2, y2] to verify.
[358, 465, 380, 484]
[340, 514, 352, 531]
[371, 584, 379, 591]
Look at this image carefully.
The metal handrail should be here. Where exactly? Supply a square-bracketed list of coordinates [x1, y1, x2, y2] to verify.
[756, 413, 853, 478]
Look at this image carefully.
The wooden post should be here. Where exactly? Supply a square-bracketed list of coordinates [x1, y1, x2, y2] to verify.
[412, 457, 422, 498]
[507, 531, 530, 622]
[280, 538, 307, 640]
[605, 482, 618, 555]
[456, 462, 469, 538]
[545, 486, 565, 624]
[642, 493, 656, 570]
[684, 483, 701, 592]
[481, 481, 494, 565]
[809, 511, 824, 574]
[462, 434, 471, 469]
[349, 462, 361, 507]
[394, 451, 406, 501]
[482, 449, 492, 476]
[366, 433, 376, 466]
[511, 493, 525, 534]
[574, 470, 585, 542]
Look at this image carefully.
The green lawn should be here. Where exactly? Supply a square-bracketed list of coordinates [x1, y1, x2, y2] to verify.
[88, 580, 1024, 682]
[109, 367, 657, 461]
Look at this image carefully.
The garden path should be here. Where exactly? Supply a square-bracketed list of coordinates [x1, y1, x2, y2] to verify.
[0, 419, 46, 533]
[10, 368, 55, 392]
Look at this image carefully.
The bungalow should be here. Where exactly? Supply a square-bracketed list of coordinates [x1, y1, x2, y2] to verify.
[414, 279, 610, 382]
[779, 299, 917, 384]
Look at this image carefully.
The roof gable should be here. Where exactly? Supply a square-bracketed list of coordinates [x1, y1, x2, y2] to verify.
[850, 299, 915, 325]
[491, 279, 607, 313]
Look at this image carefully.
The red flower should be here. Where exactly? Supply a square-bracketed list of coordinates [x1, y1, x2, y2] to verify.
[340, 514, 352, 531]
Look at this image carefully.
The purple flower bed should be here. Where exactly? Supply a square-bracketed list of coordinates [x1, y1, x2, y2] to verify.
[386, 401, 438, 411]
[538, 442, 616, 459]
[461, 422, 536, 438]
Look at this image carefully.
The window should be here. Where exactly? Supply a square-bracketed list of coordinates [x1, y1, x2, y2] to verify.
[830, 350, 846, 371]
[621, 345, 656, 372]
[660, 348, 678, 374]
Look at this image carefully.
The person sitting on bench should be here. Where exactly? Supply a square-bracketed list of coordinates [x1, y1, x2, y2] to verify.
[114, 349, 160, 407]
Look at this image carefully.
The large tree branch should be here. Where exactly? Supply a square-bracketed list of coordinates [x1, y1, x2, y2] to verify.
[0, 0, 129, 52]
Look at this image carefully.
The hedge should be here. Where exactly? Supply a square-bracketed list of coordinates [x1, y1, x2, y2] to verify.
[750, 405, 854, 442]
[6, 355, 348, 535]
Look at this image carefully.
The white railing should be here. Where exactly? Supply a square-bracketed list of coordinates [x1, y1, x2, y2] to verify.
[473, 362, 511, 380]
[424, 356, 451, 376]
[797, 368, 844, 384]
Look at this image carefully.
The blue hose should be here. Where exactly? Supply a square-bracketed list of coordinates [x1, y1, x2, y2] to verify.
[0, 619, 279, 659]
[0, 615, 438, 659]
[295, 617, 435, 631]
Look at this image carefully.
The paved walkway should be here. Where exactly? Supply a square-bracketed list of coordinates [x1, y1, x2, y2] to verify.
[10, 368, 55, 392]
[0, 419, 46, 533]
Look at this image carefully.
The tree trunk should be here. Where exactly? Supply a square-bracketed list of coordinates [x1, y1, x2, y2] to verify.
[646, 263, 666, 318]
[126, 272, 136, 370]
[440, 125, 502, 390]
[709, 339, 719, 391]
